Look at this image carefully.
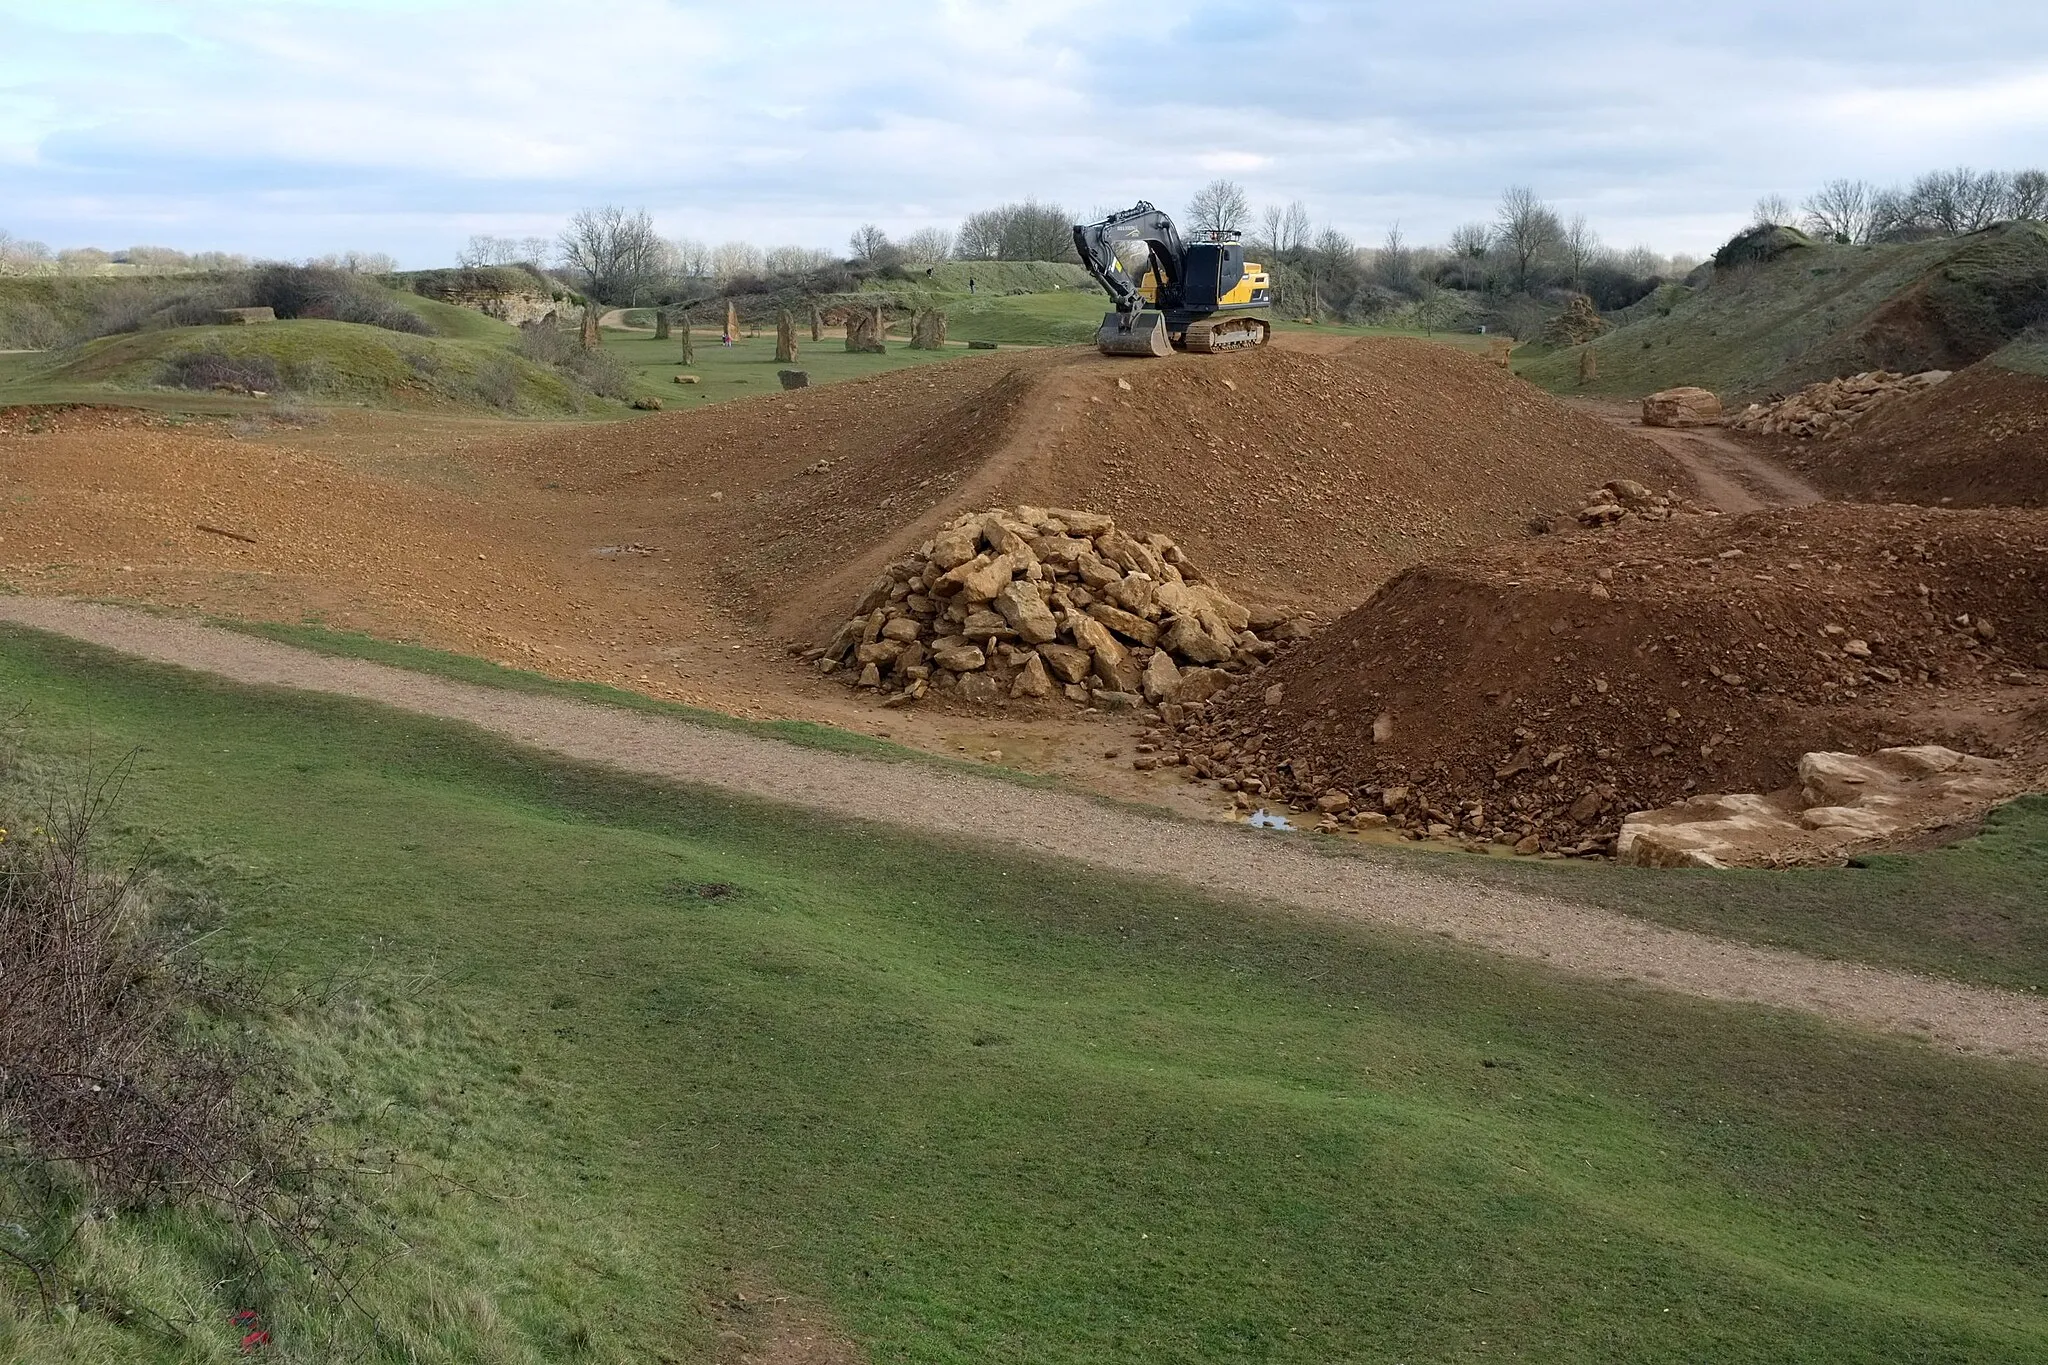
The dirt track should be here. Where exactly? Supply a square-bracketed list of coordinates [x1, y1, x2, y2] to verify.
[1569, 397, 1824, 511]
[7, 595, 2046, 1065]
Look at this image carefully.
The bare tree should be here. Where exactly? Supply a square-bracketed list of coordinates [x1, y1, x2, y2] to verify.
[1449, 222, 1491, 259]
[1561, 214, 1600, 290]
[558, 205, 666, 303]
[2010, 170, 2048, 222]
[710, 240, 763, 280]
[848, 223, 892, 265]
[764, 245, 834, 278]
[952, 202, 1075, 262]
[1375, 221, 1414, 292]
[1802, 179, 1875, 243]
[1187, 179, 1250, 236]
[1751, 194, 1793, 228]
[955, 209, 1004, 260]
[1906, 168, 2010, 234]
[670, 237, 711, 277]
[1495, 186, 1562, 292]
[900, 226, 954, 266]
[1255, 201, 1311, 257]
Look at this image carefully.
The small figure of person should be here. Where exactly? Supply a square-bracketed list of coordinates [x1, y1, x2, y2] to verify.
[968, 277, 976, 295]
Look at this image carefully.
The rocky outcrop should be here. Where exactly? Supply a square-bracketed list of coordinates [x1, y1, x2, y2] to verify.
[1729, 370, 1950, 440]
[1642, 387, 1724, 428]
[1616, 745, 2013, 868]
[1543, 295, 1608, 347]
[813, 506, 1317, 710]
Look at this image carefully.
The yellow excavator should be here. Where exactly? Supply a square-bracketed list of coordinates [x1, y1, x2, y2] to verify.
[1073, 201, 1273, 357]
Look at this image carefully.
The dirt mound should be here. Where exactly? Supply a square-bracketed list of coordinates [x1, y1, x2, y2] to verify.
[1787, 360, 2048, 507]
[1183, 503, 2048, 854]
[516, 338, 1683, 644]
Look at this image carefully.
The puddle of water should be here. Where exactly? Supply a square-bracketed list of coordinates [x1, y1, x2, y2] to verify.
[1245, 808, 1294, 830]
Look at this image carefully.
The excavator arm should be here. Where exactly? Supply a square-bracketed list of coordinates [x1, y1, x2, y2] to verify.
[1072, 202, 1187, 320]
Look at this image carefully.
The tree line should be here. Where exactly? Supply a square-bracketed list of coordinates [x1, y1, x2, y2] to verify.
[1760, 166, 2048, 244]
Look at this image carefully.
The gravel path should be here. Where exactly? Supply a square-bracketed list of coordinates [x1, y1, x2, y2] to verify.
[7, 597, 2045, 1063]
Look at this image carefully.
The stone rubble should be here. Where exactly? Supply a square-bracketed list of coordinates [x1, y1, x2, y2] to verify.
[813, 506, 1318, 710]
[1616, 745, 2013, 868]
[1730, 370, 1950, 440]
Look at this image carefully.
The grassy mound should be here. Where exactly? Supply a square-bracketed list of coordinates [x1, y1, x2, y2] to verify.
[1520, 222, 2048, 399]
[20, 320, 597, 414]
[7, 625, 2048, 1361]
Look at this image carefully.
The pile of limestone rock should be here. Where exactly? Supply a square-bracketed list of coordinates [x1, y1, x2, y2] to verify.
[1729, 370, 1950, 439]
[815, 506, 1316, 709]
[1571, 478, 1708, 529]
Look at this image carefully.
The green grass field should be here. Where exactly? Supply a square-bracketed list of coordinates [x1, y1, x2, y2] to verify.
[602, 325, 985, 410]
[7, 623, 2048, 1363]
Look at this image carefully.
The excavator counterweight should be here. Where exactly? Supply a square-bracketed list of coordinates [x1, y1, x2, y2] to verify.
[1073, 202, 1272, 357]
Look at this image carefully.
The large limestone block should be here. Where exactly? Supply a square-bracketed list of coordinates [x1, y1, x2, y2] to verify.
[1642, 387, 1724, 428]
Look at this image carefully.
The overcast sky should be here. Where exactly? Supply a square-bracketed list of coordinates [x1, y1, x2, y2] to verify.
[4, 0, 2046, 266]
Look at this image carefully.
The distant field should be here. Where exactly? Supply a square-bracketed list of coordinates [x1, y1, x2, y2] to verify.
[0, 269, 1502, 421]
[604, 324, 983, 409]
[8, 624, 2048, 1363]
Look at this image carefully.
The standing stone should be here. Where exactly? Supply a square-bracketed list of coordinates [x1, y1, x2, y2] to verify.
[580, 303, 602, 349]
[845, 310, 885, 354]
[910, 308, 949, 350]
[725, 300, 740, 342]
[775, 310, 799, 364]
[810, 305, 824, 342]
[676, 311, 694, 365]
[1578, 346, 1597, 385]
[653, 309, 671, 341]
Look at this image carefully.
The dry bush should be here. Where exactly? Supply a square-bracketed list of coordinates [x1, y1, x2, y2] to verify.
[158, 344, 282, 393]
[0, 757, 344, 1313]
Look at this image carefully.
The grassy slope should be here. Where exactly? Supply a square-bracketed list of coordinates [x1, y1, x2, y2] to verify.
[1520, 224, 2048, 399]
[5, 320, 591, 415]
[1994, 335, 2048, 377]
[1518, 237, 1958, 398]
[7, 622, 2048, 1364]
[213, 618, 2048, 994]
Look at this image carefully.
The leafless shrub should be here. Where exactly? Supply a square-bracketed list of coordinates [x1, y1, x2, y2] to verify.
[0, 757, 346, 1313]
[516, 320, 632, 400]
[158, 345, 282, 393]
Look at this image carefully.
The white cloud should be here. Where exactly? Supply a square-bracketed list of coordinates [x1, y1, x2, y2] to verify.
[1, 0, 2045, 263]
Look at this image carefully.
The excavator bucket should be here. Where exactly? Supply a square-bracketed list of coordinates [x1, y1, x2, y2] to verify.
[1096, 310, 1172, 358]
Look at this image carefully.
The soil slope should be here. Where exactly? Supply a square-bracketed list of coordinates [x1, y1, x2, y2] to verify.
[515, 337, 1684, 641]
[1193, 504, 2048, 850]
[1790, 356, 2048, 507]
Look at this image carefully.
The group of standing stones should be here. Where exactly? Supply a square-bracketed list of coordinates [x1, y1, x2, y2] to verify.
[817, 507, 1316, 710]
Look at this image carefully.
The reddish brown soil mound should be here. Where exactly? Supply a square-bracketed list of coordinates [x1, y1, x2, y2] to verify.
[517, 338, 1683, 642]
[1787, 361, 2048, 507]
[1189, 504, 2048, 853]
